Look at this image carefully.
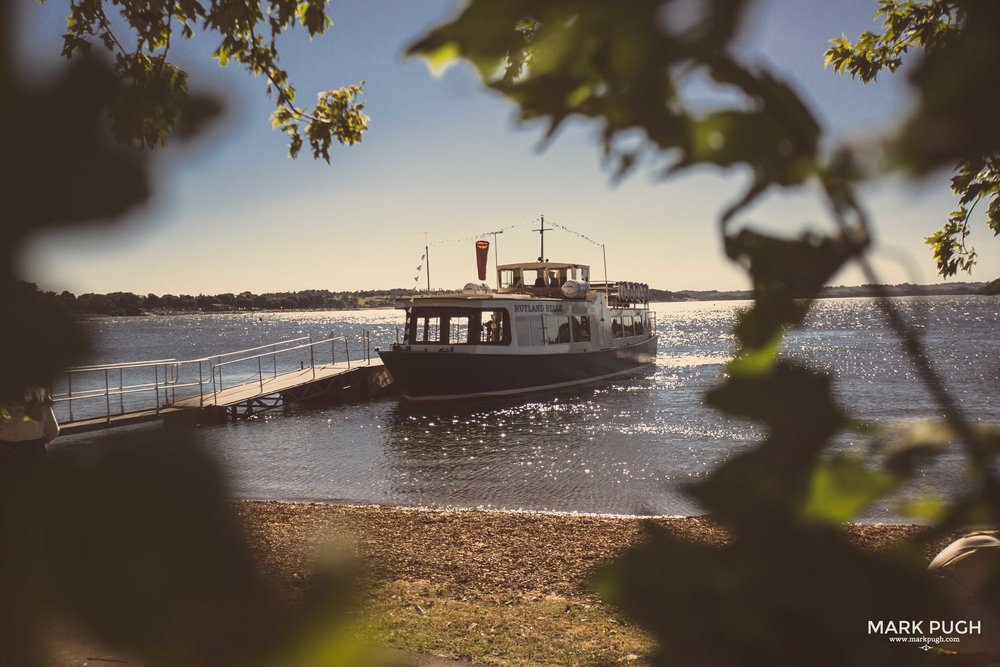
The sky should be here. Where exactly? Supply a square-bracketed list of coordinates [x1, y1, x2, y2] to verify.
[14, 0, 1000, 295]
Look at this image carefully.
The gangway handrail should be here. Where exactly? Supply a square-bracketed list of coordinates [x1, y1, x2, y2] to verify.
[209, 336, 344, 370]
[180, 337, 311, 364]
[53, 332, 376, 425]
[67, 358, 176, 372]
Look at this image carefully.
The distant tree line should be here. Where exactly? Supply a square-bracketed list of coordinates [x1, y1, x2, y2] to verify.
[18, 282, 417, 316]
[22, 281, 995, 317]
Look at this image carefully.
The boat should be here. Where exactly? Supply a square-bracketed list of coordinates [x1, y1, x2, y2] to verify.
[378, 220, 657, 403]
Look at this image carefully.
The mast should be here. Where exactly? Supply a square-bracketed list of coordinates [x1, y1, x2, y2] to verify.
[424, 232, 431, 292]
[490, 229, 503, 289]
[532, 214, 548, 262]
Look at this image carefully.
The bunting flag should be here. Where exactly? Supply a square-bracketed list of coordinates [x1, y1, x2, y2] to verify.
[546, 220, 604, 247]
[426, 220, 531, 246]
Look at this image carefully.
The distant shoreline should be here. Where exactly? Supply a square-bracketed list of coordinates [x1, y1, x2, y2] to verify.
[654, 280, 998, 302]
[26, 279, 997, 319]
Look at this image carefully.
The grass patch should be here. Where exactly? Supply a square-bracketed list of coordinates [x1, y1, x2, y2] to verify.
[350, 580, 653, 666]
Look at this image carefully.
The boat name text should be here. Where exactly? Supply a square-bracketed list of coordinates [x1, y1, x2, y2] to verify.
[513, 304, 565, 313]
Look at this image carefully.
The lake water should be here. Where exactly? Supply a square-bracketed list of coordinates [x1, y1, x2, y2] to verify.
[56, 296, 999, 519]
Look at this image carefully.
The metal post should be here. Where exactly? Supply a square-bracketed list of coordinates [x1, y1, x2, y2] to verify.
[310, 344, 316, 378]
[154, 365, 160, 416]
[258, 357, 264, 392]
[491, 230, 503, 289]
[104, 369, 111, 422]
[119, 368, 124, 414]
[602, 243, 609, 304]
[533, 215, 547, 262]
[345, 338, 351, 369]
[212, 363, 218, 406]
[67, 372, 74, 422]
[425, 232, 431, 292]
[199, 360, 205, 408]
[272, 344, 277, 377]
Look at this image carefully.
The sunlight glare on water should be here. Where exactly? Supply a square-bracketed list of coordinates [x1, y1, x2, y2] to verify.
[59, 296, 998, 518]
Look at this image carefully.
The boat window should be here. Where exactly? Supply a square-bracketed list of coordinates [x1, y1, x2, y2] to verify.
[515, 315, 558, 347]
[515, 316, 547, 346]
[611, 316, 623, 338]
[623, 316, 635, 337]
[408, 307, 510, 346]
[545, 315, 570, 344]
[449, 316, 470, 344]
[413, 313, 441, 343]
[634, 315, 644, 336]
[572, 316, 591, 342]
[479, 309, 508, 344]
[500, 269, 523, 289]
[515, 317, 532, 346]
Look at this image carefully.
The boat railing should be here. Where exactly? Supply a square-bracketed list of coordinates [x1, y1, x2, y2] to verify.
[591, 281, 650, 308]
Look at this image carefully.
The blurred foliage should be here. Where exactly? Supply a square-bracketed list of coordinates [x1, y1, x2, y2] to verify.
[410, 0, 1000, 664]
[1, 429, 372, 666]
[5, 0, 999, 663]
[826, 0, 1000, 277]
[56, 0, 367, 161]
[0, 0, 374, 664]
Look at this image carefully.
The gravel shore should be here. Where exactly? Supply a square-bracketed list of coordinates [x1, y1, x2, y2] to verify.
[48, 502, 952, 666]
[233, 500, 940, 599]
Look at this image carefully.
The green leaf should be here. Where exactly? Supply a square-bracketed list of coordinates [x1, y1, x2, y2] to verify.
[726, 329, 783, 377]
[420, 42, 462, 78]
[800, 455, 897, 525]
[894, 495, 947, 522]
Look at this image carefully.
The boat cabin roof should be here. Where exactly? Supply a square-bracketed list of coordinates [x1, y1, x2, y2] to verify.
[498, 262, 588, 271]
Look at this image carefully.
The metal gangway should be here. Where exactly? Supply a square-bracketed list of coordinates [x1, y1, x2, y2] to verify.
[52, 333, 384, 434]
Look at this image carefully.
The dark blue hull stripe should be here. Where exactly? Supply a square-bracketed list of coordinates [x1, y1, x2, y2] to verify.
[379, 336, 657, 402]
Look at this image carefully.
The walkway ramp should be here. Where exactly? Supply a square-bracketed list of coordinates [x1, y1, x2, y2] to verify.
[54, 334, 395, 435]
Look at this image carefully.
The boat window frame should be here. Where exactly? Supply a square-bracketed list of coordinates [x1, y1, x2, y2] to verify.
[448, 314, 471, 344]
[478, 308, 511, 345]
[499, 269, 524, 289]
[623, 315, 635, 337]
[611, 316, 623, 338]
[409, 309, 443, 344]
[572, 315, 591, 342]
[544, 314, 571, 344]
[407, 306, 511, 346]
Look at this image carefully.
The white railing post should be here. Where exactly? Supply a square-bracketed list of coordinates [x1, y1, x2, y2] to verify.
[104, 369, 111, 422]
[345, 338, 351, 369]
[67, 371, 74, 422]
[258, 357, 264, 392]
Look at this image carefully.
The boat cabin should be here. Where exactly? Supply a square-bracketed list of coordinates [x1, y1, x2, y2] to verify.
[497, 262, 590, 292]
